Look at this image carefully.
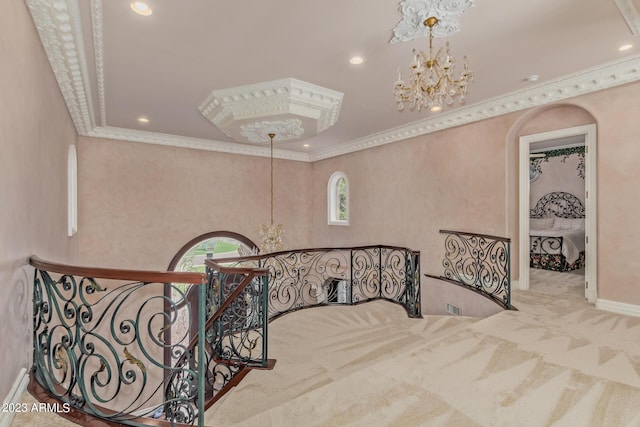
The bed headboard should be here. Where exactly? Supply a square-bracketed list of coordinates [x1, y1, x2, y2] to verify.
[530, 191, 585, 218]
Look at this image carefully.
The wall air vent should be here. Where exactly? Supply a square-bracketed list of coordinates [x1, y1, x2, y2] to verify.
[446, 303, 460, 316]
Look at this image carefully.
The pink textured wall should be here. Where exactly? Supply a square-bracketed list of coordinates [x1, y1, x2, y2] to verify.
[310, 116, 514, 278]
[0, 1, 77, 399]
[77, 137, 313, 270]
[312, 87, 640, 308]
[581, 83, 640, 303]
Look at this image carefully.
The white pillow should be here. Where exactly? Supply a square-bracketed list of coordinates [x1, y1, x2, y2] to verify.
[553, 216, 583, 230]
[530, 217, 554, 230]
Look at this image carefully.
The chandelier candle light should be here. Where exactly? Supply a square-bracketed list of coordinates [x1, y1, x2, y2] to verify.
[259, 133, 285, 253]
[394, 16, 473, 112]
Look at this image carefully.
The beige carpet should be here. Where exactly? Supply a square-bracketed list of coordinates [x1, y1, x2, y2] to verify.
[15, 268, 640, 426]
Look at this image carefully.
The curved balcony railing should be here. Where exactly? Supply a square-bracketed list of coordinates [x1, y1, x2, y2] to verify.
[29, 245, 420, 426]
[425, 230, 512, 309]
[215, 245, 422, 319]
[30, 256, 271, 427]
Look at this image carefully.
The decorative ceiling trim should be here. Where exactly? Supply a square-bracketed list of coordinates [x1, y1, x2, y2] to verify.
[199, 78, 344, 142]
[27, 0, 640, 163]
[390, 0, 475, 43]
[26, 0, 96, 134]
[615, 0, 640, 35]
[240, 119, 305, 143]
[90, 0, 106, 126]
[309, 54, 640, 161]
[88, 127, 311, 162]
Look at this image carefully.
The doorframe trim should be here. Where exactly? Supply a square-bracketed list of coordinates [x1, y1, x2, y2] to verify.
[518, 124, 597, 302]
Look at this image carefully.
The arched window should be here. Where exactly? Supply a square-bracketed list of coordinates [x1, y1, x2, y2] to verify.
[168, 231, 258, 274]
[328, 171, 349, 225]
[165, 231, 257, 367]
[67, 145, 78, 237]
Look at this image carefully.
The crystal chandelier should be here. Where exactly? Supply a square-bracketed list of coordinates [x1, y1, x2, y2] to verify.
[259, 133, 285, 253]
[394, 16, 473, 112]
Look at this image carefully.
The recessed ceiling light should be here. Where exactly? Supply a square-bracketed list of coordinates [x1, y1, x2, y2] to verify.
[137, 117, 149, 123]
[131, 2, 152, 16]
[430, 105, 442, 112]
[523, 74, 539, 82]
[619, 44, 633, 52]
[303, 143, 310, 148]
[349, 56, 364, 65]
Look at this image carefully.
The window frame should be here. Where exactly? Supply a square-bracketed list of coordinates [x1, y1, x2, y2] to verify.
[67, 145, 78, 237]
[327, 171, 349, 226]
[167, 231, 259, 272]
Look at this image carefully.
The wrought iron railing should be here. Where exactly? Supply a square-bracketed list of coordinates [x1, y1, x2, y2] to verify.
[30, 256, 207, 426]
[30, 245, 419, 426]
[30, 256, 269, 427]
[165, 262, 270, 421]
[427, 230, 511, 309]
[215, 245, 422, 319]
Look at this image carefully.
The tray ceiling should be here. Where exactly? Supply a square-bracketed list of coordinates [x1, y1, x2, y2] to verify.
[26, 0, 640, 162]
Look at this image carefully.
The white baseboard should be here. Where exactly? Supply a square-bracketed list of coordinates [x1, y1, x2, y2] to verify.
[596, 298, 640, 318]
[0, 368, 29, 427]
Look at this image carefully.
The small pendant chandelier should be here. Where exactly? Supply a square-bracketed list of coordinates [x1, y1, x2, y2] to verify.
[259, 133, 285, 253]
[394, 16, 473, 112]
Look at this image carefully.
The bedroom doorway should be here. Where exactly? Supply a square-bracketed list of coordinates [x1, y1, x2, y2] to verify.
[518, 124, 597, 303]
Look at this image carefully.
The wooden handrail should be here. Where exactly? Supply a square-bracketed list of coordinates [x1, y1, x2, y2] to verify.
[204, 259, 269, 275]
[29, 256, 206, 284]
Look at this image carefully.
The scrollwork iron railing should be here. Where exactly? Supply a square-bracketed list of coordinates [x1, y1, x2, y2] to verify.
[215, 245, 422, 319]
[30, 245, 419, 426]
[30, 256, 271, 427]
[30, 256, 209, 426]
[165, 262, 270, 420]
[437, 230, 511, 309]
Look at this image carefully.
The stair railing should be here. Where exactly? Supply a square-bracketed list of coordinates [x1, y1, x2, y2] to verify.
[30, 255, 209, 426]
[165, 261, 271, 421]
[215, 245, 422, 320]
[30, 245, 420, 426]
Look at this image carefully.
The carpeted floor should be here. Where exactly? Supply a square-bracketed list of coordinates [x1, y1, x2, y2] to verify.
[14, 268, 640, 426]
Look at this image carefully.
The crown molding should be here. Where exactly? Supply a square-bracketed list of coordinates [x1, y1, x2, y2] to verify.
[26, 0, 96, 134]
[309, 54, 640, 162]
[89, 127, 312, 162]
[90, 0, 106, 126]
[615, 0, 640, 35]
[28, 0, 640, 164]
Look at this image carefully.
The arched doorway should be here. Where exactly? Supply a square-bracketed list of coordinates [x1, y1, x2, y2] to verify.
[518, 124, 597, 303]
[505, 104, 597, 303]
